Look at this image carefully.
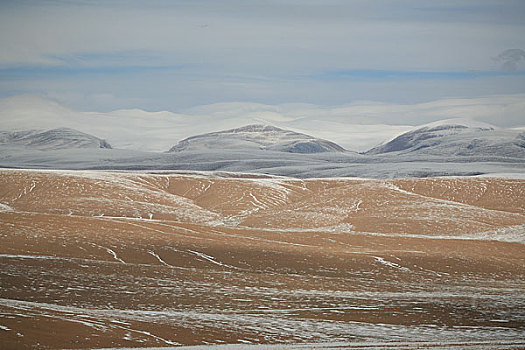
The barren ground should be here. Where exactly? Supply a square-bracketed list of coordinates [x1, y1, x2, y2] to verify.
[0, 170, 524, 349]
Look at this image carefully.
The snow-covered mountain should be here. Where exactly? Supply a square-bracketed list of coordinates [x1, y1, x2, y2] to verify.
[0, 96, 523, 178]
[367, 119, 524, 159]
[0, 128, 111, 150]
[169, 124, 347, 153]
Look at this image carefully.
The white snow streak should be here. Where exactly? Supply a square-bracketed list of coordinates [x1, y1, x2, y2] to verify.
[248, 192, 265, 209]
[374, 257, 410, 272]
[93, 244, 126, 264]
[0, 203, 14, 212]
[187, 250, 237, 269]
[147, 250, 170, 267]
[121, 328, 179, 346]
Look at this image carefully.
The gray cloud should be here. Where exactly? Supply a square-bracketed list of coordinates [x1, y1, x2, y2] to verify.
[0, 1, 524, 116]
[494, 49, 525, 72]
[1, 1, 524, 71]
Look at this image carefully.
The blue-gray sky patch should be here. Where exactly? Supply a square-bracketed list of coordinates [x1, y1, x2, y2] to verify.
[0, 0, 524, 116]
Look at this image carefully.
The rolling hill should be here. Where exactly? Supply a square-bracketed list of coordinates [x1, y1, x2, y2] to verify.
[169, 124, 347, 154]
[367, 119, 524, 160]
[0, 128, 112, 150]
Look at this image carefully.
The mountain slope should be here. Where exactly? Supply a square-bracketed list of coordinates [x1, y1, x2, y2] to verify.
[366, 119, 524, 159]
[0, 128, 112, 150]
[169, 124, 347, 153]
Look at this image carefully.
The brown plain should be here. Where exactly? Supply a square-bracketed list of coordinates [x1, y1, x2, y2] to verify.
[0, 170, 524, 349]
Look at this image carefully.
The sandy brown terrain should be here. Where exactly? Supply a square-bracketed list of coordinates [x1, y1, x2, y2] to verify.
[0, 169, 524, 349]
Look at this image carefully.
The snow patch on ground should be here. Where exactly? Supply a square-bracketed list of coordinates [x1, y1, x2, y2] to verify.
[1, 298, 524, 347]
[186, 250, 238, 269]
[463, 225, 525, 244]
[0, 203, 14, 212]
[373, 257, 411, 272]
[147, 250, 171, 267]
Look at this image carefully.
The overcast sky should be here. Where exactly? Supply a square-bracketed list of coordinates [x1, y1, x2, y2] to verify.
[1, 0, 524, 120]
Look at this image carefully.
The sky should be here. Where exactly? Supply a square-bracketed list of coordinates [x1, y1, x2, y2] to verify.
[0, 0, 524, 124]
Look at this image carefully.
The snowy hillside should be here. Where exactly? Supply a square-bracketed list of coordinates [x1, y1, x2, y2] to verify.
[367, 119, 524, 159]
[0, 128, 111, 150]
[169, 124, 347, 153]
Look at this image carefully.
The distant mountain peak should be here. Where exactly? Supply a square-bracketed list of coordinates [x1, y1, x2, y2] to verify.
[0, 128, 112, 150]
[227, 124, 284, 133]
[169, 124, 346, 154]
[366, 118, 522, 158]
[414, 118, 496, 132]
